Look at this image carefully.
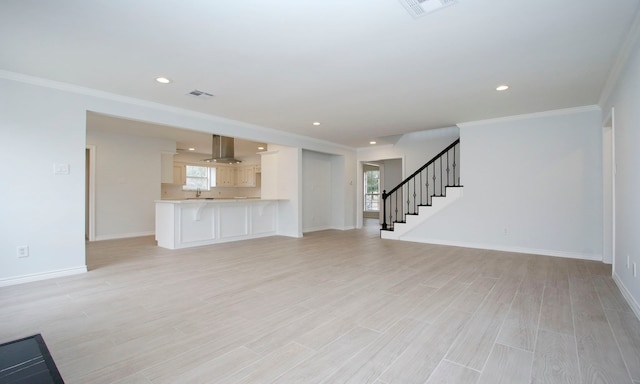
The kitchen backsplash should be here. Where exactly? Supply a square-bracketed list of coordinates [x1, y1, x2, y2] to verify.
[161, 184, 261, 200]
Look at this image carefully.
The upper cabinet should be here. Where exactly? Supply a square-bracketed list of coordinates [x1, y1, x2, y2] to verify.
[215, 166, 235, 187]
[173, 164, 186, 185]
[217, 164, 256, 187]
[235, 165, 256, 187]
[161, 153, 175, 184]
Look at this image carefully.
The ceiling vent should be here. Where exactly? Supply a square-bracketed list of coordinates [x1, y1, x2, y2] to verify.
[187, 89, 214, 100]
[399, 0, 457, 18]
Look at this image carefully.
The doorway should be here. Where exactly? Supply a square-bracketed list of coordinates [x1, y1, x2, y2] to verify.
[85, 145, 96, 241]
[360, 158, 403, 226]
[363, 163, 381, 219]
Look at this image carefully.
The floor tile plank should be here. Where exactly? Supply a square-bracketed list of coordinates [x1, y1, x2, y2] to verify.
[496, 290, 542, 351]
[531, 329, 580, 384]
[270, 326, 380, 384]
[476, 343, 533, 384]
[380, 308, 471, 384]
[320, 318, 427, 384]
[0, 228, 637, 384]
[605, 309, 640, 381]
[425, 360, 480, 384]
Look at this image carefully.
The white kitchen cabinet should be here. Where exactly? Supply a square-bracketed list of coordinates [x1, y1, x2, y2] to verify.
[161, 153, 175, 183]
[235, 165, 256, 187]
[155, 199, 280, 249]
[173, 164, 186, 185]
[215, 165, 235, 187]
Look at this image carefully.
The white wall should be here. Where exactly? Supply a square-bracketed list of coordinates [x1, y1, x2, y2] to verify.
[601, 19, 640, 316]
[395, 127, 461, 179]
[0, 72, 356, 284]
[87, 130, 175, 240]
[302, 150, 333, 232]
[331, 154, 350, 230]
[0, 79, 87, 284]
[357, 109, 604, 259]
[404, 107, 604, 260]
[271, 144, 302, 237]
[336, 151, 356, 231]
[381, 159, 402, 196]
[301, 149, 354, 232]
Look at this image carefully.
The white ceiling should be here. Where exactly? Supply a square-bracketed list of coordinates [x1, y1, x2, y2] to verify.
[2, 0, 639, 148]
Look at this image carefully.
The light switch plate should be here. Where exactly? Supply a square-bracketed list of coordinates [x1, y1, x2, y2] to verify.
[53, 163, 70, 175]
[17, 246, 29, 258]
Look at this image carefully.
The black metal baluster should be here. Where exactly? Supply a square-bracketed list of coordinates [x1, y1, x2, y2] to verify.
[381, 190, 387, 230]
[394, 192, 398, 224]
[412, 178, 417, 213]
[419, 171, 423, 206]
[446, 151, 450, 187]
[440, 157, 443, 195]
[425, 167, 430, 206]
[432, 163, 436, 199]
[453, 144, 457, 186]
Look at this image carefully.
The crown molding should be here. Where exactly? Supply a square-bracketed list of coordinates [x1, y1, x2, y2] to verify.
[457, 105, 601, 128]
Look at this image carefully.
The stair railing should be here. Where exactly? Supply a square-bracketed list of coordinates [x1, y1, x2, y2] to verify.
[381, 139, 461, 231]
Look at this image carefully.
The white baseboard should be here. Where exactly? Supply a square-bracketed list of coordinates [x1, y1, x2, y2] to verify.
[398, 237, 603, 261]
[303, 225, 355, 233]
[303, 226, 333, 233]
[0, 266, 87, 287]
[94, 230, 155, 241]
[613, 273, 640, 321]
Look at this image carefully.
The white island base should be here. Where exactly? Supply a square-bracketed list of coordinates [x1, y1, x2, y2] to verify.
[155, 199, 280, 249]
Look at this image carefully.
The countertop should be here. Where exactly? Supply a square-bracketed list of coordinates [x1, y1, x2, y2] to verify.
[156, 198, 281, 204]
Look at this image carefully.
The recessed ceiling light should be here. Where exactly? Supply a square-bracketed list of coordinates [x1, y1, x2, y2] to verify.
[312, 122, 321, 126]
[369, 141, 377, 145]
[188, 147, 195, 151]
[496, 85, 509, 91]
[155, 77, 172, 84]
[258, 146, 265, 150]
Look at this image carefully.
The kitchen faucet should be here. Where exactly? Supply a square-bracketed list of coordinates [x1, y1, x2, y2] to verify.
[195, 187, 201, 198]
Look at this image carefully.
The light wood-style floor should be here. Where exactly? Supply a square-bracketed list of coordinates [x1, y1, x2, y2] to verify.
[2, 222, 640, 384]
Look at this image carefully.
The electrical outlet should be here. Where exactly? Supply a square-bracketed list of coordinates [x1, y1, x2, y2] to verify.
[17, 246, 29, 258]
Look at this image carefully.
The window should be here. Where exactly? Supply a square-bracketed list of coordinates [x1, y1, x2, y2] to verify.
[364, 168, 380, 212]
[182, 165, 216, 191]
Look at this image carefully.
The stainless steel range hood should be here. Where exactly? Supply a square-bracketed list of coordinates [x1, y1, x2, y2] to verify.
[202, 135, 242, 164]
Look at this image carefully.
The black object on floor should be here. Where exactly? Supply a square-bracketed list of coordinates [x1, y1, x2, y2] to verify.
[0, 334, 64, 384]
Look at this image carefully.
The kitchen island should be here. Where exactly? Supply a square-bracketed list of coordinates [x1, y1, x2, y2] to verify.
[155, 198, 281, 249]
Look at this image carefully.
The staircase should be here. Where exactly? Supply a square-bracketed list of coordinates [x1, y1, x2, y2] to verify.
[380, 139, 462, 239]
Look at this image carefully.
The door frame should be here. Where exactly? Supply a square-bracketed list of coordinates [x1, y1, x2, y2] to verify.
[602, 108, 615, 267]
[363, 163, 382, 220]
[86, 145, 96, 241]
